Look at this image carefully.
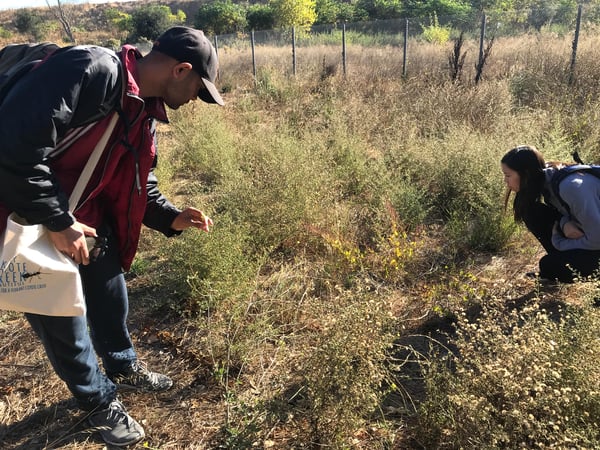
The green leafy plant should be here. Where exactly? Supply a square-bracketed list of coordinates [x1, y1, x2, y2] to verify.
[421, 12, 451, 45]
[129, 5, 186, 42]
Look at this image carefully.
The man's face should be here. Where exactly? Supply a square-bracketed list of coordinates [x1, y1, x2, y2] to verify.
[163, 67, 205, 110]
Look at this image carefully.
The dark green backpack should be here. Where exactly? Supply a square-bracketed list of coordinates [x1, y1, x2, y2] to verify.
[0, 42, 60, 105]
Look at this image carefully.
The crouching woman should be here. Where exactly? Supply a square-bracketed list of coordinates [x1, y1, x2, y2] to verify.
[501, 145, 600, 282]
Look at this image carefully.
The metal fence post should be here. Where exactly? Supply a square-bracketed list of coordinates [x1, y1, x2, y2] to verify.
[478, 14, 485, 69]
[251, 29, 257, 81]
[475, 13, 486, 84]
[213, 35, 219, 81]
[342, 22, 347, 77]
[403, 18, 408, 78]
[292, 26, 297, 76]
[569, 4, 583, 85]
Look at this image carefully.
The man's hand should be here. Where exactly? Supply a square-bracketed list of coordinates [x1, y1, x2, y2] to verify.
[171, 207, 213, 232]
[48, 222, 97, 265]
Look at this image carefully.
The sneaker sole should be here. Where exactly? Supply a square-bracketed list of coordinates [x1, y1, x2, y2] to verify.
[87, 420, 145, 447]
[102, 432, 145, 447]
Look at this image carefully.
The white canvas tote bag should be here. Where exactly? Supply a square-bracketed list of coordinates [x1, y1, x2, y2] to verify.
[0, 112, 118, 316]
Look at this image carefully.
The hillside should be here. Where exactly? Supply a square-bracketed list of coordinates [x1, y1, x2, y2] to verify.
[0, 0, 204, 44]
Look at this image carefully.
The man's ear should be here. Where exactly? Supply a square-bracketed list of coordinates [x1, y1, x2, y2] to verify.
[172, 62, 193, 79]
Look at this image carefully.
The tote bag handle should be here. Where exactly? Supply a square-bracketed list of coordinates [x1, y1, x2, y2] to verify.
[68, 111, 119, 211]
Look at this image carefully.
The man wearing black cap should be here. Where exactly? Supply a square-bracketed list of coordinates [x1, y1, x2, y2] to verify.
[0, 26, 222, 446]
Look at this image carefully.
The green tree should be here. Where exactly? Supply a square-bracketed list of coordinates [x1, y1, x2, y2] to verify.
[315, 0, 360, 23]
[403, 0, 472, 20]
[104, 8, 133, 34]
[269, 0, 317, 29]
[195, 0, 247, 35]
[14, 9, 44, 41]
[129, 5, 186, 42]
[315, 0, 340, 24]
[357, 0, 403, 19]
[246, 4, 276, 31]
[528, 0, 577, 29]
[338, 2, 361, 21]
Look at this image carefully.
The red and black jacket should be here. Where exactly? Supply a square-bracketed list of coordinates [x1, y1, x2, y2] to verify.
[0, 44, 181, 270]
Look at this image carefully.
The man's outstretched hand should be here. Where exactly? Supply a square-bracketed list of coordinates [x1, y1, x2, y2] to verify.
[171, 207, 213, 232]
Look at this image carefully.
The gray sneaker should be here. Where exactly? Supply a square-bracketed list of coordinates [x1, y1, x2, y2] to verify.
[88, 399, 145, 447]
[109, 360, 173, 391]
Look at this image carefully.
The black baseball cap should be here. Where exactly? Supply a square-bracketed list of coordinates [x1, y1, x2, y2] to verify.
[152, 26, 224, 106]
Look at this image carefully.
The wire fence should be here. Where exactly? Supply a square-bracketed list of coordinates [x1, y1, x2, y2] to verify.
[211, 4, 600, 84]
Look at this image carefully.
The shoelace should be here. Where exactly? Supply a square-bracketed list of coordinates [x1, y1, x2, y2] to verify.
[130, 360, 162, 383]
[106, 401, 134, 427]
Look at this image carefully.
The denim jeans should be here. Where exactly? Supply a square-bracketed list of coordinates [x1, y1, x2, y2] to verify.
[25, 228, 136, 410]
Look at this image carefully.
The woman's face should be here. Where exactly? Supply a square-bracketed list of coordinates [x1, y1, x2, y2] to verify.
[501, 163, 521, 192]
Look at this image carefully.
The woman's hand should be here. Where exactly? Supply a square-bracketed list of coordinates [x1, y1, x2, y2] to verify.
[562, 220, 585, 239]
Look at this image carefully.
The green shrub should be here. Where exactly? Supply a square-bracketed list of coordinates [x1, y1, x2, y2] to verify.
[129, 5, 186, 42]
[421, 12, 451, 44]
[103, 7, 132, 35]
[296, 288, 397, 446]
[246, 4, 275, 31]
[13, 8, 44, 41]
[195, 0, 248, 35]
[161, 214, 259, 316]
[0, 26, 11, 39]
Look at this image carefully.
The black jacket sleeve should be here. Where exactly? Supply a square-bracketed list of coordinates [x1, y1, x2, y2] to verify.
[143, 168, 182, 236]
[0, 45, 122, 231]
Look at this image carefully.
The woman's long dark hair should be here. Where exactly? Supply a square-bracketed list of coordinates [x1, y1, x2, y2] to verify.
[501, 145, 546, 222]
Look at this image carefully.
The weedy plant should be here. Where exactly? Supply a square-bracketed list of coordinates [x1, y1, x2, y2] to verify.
[417, 295, 600, 449]
[293, 287, 399, 447]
